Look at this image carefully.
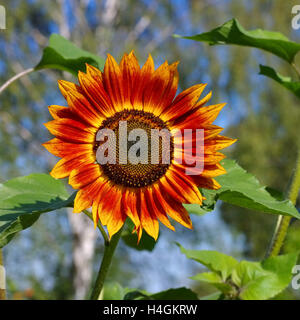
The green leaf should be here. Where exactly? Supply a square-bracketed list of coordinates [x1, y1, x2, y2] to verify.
[0, 173, 75, 248]
[35, 34, 105, 76]
[184, 188, 217, 216]
[102, 283, 151, 300]
[259, 65, 300, 99]
[180, 244, 299, 300]
[199, 159, 300, 219]
[122, 219, 157, 251]
[122, 230, 157, 251]
[177, 243, 238, 281]
[102, 282, 128, 300]
[150, 287, 198, 300]
[191, 272, 232, 293]
[124, 287, 198, 300]
[265, 187, 286, 201]
[183, 203, 208, 216]
[123, 290, 150, 300]
[191, 271, 222, 283]
[200, 292, 223, 300]
[231, 260, 269, 289]
[176, 18, 300, 63]
[231, 252, 299, 300]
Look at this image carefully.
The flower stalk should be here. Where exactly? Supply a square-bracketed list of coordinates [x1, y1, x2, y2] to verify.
[90, 227, 123, 300]
[82, 209, 124, 299]
[82, 209, 109, 246]
[267, 151, 300, 257]
[0, 68, 34, 95]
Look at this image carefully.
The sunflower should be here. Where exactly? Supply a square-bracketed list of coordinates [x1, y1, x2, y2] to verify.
[43, 52, 236, 241]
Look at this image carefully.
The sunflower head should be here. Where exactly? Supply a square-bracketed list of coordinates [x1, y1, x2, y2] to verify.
[43, 51, 236, 241]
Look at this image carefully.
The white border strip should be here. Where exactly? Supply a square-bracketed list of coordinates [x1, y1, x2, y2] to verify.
[0, 265, 5, 290]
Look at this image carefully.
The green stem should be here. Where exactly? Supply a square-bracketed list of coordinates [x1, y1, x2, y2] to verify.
[90, 227, 123, 300]
[266, 151, 300, 257]
[0, 68, 34, 95]
[292, 62, 300, 80]
[0, 249, 6, 300]
[82, 209, 109, 246]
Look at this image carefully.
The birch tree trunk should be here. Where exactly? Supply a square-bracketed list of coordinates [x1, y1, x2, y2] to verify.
[68, 210, 97, 299]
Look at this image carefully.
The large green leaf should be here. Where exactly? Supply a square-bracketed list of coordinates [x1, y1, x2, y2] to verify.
[177, 243, 238, 281]
[124, 287, 198, 300]
[259, 65, 300, 99]
[35, 34, 105, 76]
[231, 252, 298, 300]
[179, 244, 299, 300]
[198, 159, 300, 219]
[176, 18, 300, 63]
[0, 174, 75, 248]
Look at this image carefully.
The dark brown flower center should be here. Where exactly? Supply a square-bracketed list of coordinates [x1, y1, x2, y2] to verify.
[94, 110, 173, 188]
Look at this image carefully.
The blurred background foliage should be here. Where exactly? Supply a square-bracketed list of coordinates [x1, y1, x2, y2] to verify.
[1, 0, 300, 299]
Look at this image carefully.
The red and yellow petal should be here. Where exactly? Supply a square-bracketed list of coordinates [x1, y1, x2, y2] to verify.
[174, 103, 226, 129]
[205, 135, 237, 151]
[160, 84, 207, 122]
[121, 189, 140, 228]
[131, 54, 155, 110]
[59, 81, 103, 127]
[100, 185, 126, 237]
[192, 176, 221, 190]
[42, 138, 93, 158]
[145, 187, 175, 232]
[201, 163, 227, 178]
[57, 79, 80, 99]
[92, 181, 112, 226]
[152, 183, 193, 229]
[103, 54, 125, 112]
[143, 61, 179, 116]
[78, 68, 115, 118]
[69, 163, 102, 189]
[44, 118, 96, 143]
[73, 178, 102, 213]
[48, 105, 78, 121]
[120, 51, 140, 108]
[50, 152, 95, 179]
[164, 166, 203, 204]
[139, 190, 159, 240]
